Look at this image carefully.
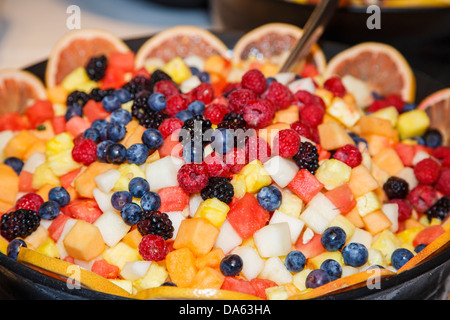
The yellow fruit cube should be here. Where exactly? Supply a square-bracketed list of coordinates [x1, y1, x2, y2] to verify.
[356, 191, 382, 217]
[32, 162, 60, 190]
[371, 229, 400, 264]
[308, 251, 344, 270]
[37, 237, 60, 259]
[292, 268, 313, 291]
[133, 262, 168, 291]
[109, 279, 133, 294]
[396, 227, 423, 247]
[230, 178, 246, 199]
[238, 159, 272, 194]
[113, 163, 146, 192]
[326, 96, 362, 128]
[370, 106, 399, 127]
[46, 132, 74, 158]
[396, 109, 430, 140]
[103, 242, 142, 270]
[61, 67, 91, 92]
[266, 285, 289, 300]
[368, 248, 387, 268]
[278, 191, 303, 218]
[161, 57, 192, 84]
[63, 220, 105, 261]
[315, 159, 352, 190]
[329, 215, 356, 240]
[47, 149, 82, 177]
[194, 198, 230, 228]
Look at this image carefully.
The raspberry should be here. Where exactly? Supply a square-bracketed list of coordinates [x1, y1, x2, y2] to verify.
[241, 69, 267, 95]
[299, 104, 325, 128]
[290, 121, 312, 139]
[190, 82, 214, 104]
[245, 135, 272, 164]
[262, 81, 293, 110]
[273, 129, 301, 158]
[222, 82, 241, 96]
[323, 77, 346, 97]
[413, 158, 441, 185]
[201, 177, 234, 204]
[293, 141, 319, 174]
[294, 90, 325, 109]
[0, 209, 40, 241]
[227, 88, 257, 113]
[72, 138, 97, 165]
[436, 168, 450, 196]
[368, 99, 389, 113]
[333, 144, 362, 168]
[177, 163, 209, 193]
[432, 146, 450, 167]
[388, 198, 412, 221]
[223, 148, 246, 174]
[137, 210, 174, 240]
[158, 117, 183, 138]
[383, 177, 409, 200]
[242, 99, 275, 129]
[138, 234, 168, 261]
[15, 193, 44, 212]
[203, 103, 230, 125]
[153, 80, 179, 98]
[384, 94, 405, 113]
[164, 93, 190, 117]
[203, 152, 231, 178]
[408, 184, 439, 213]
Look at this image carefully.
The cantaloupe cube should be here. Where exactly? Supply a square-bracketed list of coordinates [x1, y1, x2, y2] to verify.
[173, 218, 219, 256]
[36, 183, 59, 202]
[23, 139, 47, 161]
[362, 210, 392, 235]
[344, 207, 365, 229]
[0, 163, 19, 204]
[165, 247, 198, 288]
[122, 228, 143, 249]
[122, 124, 146, 148]
[273, 105, 300, 124]
[0, 199, 14, 213]
[3, 130, 41, 159]
[74, 162, 117, 198]
[366, 134, 395, 157]
[317, 121, 355, 150]
[371, 148, 404, 177]
[358, 116, 398, 141]
[258, 123, 290, 149]
[348, 165, 379, 198]
[25, 226, 49, 250]
[195, 247, 225, 269]
[191, 266, 225, 289]
[63, 220, 105, 261]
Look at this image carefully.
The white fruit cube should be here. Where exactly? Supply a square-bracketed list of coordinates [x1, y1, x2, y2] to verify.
[263, 156, 298, 188]
[95, 169, 121, 193]
[93, 188, 115, 213]
[166, 211, 186, 239]
[259, 257, 293, 285]
[307, 192, 340, 222]
[253, 223, 291, 258]
[214, 220, 243, 254]
[382, 203, 399, 233]
[341, 75, 373, 108]
[189, 193, 203, 218]
[145, 156, 184, 191]
[412, 150, 430, 166]
[120, 261, 152, 281]
[270, 210, 304, 243]
[232, 245, 264, 280]
[274, 72, 296, 85]
[341, 266, 359, 278]
[347, 228, 372, 249]
[94, 211, 131, 247]
[56, 218, 77, 259]
[315, 159, 352, 190]
[396, 167, 418, 190]
[288, 77, 316, 94]
[327, 96, 362, 128]
[22, 152, 46, 174]
[299, 206, 330, 234]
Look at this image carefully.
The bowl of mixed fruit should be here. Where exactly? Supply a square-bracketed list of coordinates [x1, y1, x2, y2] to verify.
[0, 23, 448, 300]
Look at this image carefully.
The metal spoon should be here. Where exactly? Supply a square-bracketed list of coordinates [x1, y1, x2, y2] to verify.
[279, 0, 339, 73]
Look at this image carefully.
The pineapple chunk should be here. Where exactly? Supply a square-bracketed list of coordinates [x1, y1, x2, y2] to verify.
[278, 191, 303, 218]
[46, 132, 74, 158]
[133, 262, 169, 291]
[47, 149, 82, 176]
[356, 191, 382, 217]
[32, 162, 60, 190]
[370, 106, 399, 127]
[113, 163, 146, 192]
[161, 57, 192, 84]
[103, 242, 142, 270]
[266, 285, 289, 300]
[329, 215, 356, 240]
[371, 229, 401, 264]
[315, 159, 352, 190]
[396, 109, 430, 140]
[308, 251, 344, 269]
[36, 237, 60, 259]
[292, 268, 313, 291]
[234, 160, 272, 194]
[367, 248, 387, 268]
[326, 96, 362, 128]
[194, 198, 230, 228]
[61, 67, 91, 92]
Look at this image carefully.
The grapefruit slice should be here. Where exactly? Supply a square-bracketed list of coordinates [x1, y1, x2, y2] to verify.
[325, 42, 416, 102]
[134, 286, 263, 300]
[0, 69, 47, 115]
[135, 25, 229, 69]
[45, 28, 130, 88]
[231, 23, 327, 76]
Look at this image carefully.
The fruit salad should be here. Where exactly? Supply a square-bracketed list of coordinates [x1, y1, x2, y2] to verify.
[0, 25, 449, 300]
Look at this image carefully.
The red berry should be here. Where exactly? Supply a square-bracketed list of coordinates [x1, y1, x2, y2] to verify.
[290, 121, 312, 139]
[368, 99, 389, 113]
[432, 146, 450, 167]
[227, 88, 257, 113]
[203, 103, 230, 125]
[323, 77, 346, 97]
[294, 90, 325, 109]
[153, 80, 179, 98]
[245, 135, 271, 164]
[223, 147, 246, 174]
[242, 99, 275, 129]
[273, 129, 301, 158]
[414, 158, 441, 185]
[203, 152, 231, 178]
[310, 127, 321, 145]
[158, 118, 184, 138]
[333, 144, 362, 168]
[408, 184, 439, 213]
[299, 104, 325, 128]
[388, 198, 412, 221]
[384, 94, 405, 113]
[138, 234, 168, 261]
[16, 193, 44, 212]
[435, 168, 450, 196]
[177, 163, 209, 193]
[241, 69, 267, 95]
[164, 94, 190, 117]
[262, 81, 293, 110]
[72, 138, 97, 166]
[190, 82, 214, 104]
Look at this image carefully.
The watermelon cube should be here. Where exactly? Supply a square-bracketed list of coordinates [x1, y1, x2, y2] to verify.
[324, 183, 356, 214]
[287, 169, 323, 203]
[25, 100, 54, 129]
[294, 232, 325, 259]
[221, 277, 258, 297]
[158, 186, 189, 212]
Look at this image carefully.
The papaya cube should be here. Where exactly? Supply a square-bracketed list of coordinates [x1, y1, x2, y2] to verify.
[165, 247, 198, 288]
[191, 266, 225, 289]
[362, 210, 392, 235]
[371, 148, 404, 177]
[288, 169, 324, 203]
[0, 163, 19, 204]
[173, 218, 219, 256]
[348, 165, 379, 198]
[317, 121, 355, 151]
[3, 130, 41, 159]
[121, 228, 143, 249]
[63, 220, 105, 261]
[358, 116, 399, 141]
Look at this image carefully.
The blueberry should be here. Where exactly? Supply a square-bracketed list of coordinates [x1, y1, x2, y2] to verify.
[187, 100, 206, 115]
[348, 132, 368, 148]
[114, 88, 132, 103]
[48, 187, 71, 207]
[391, 248, 414, 270]
[256, 185, 282, 212]
[106, 122, 127, 142]
[102, 95, 121, 112]
[140, 191, 161, 211]
[83, 127, 101, 143]
[38, 200, 61, 220]
[342, 242, 368, 267]
[176, 110, 194, 122]
[284, 250, 306, 272]
[182, 140, 204, 163]
[91, 119, 109, 140]
[110, 108, 132, 125]
[4, 157, 23, 175]
[197, 71, 210, 83]
[414, 243, 427, 253]
[65, 104, 83, 121]
[148, 93, 167, 112]
[189, 66, 200, 76]
[7, 238, 27, 260]
[97, 140, 114, 162]
[126, 143, 149, 165]
[411, 136, 426, 145]
[220, 254, 243, 276]
[266, 77, 277, 86]
[105, 143, 127, 164]
[111, 191, 133, 211]
[142, 128, 163, 150]
[211, 128, 234, 154]
[305, 269, 331, 289]
[120, 202, 143, 226]
[423, 129, 443, 148]
[129, 177, 150, 198]
[402, 103, 416, 112]
[321, 226, 346, 252]
[320, 259, 342, 281]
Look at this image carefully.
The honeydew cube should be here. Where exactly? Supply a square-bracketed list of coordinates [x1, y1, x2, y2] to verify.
[278, 191, 303, 218]
[56, 218, 77, 258]
[307, 192, 340, 222]
[370, 106, 399, 127]
[120, 260, 152, 281]
[63, 220, 105, 261]
[214, 220, 243, 254]
[315, 159, 352, 190]
[232, 245, 264, 280]
[94, 211, 131, 247]
[327, 96, 362, 128]
[145, 156, 184, 191]
[144, 57, 165, 73]
[329, 214, 356, 240]
[92, 188, 114, 213]
[259, 257, 293, 285]
[347, 228, 372, 249]
[396, 109, 430, 140]
[183, 55, 205, 71]
[370, 163, 389, 187]
[292, 268, 312, 291]
[266, 285, 289, 300]
[180, 75, 201, 93]
[166, 211, 186, 239]
[368, 248, 387, 268]
[22, 152, 46, 174]
[382, 203, 399, 233]
[253, 223, 291, 258]
[299, 206, 330, 234]
[288, 77, 316, 94]
[95, 169, 121, 193]
[0, 131, 15, 157]
[308, 251, 344, 269]
[396, 167, 418, 190]
[270, 210, 304, 243]
[412, 150, 431, 166]
[194, 198, 230, 228]
[274, 72, 296, 85]
[356, 191, 382, 217]
[189, 193, 203, 218]
[263, 156, 298, 188]
[109, 279, 133, 294]
[341, 266, 359, 278]
[341, 75, 373, 108]
[133, 262, 168, 290]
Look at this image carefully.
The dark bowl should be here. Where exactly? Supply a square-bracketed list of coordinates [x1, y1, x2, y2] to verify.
[0, 33, 448, 300]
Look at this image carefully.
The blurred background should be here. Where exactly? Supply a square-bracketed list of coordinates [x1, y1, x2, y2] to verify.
[0, 0, 449, 85]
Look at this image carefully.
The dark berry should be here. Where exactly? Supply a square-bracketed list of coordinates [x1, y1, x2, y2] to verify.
[142, 128, 164, 150]
[111, 191, 133, 211]
[66, 90, 89, 108]
[220, 254, 243, 276]
[38, 201, 60, 220]
[65, 104, 83, 121]
[179, 114, 213, 147]
[383, 176, 409, 200]
[48, 187, 71, 207]
[97, 140, 114, 162]
[140, 191, 161, 212]
[106, 122, 127, 142]
[321, 226, 347, 252]
[0, 209, 40, 241]
[4, 157, 23, 175]
[126, 143, 149, 165]
[391, 248, 414, 270]
[425, 196, 450, 221]
[414, 244, 427, 253]
[148, 69, 173, 92]
[175, 110, 194, 122]
[187, 100, 205, 115]
[284, 250, 306, 272]
[91, 119, 109, 140]
[342, 242, 368, 267]
[305, 269, 331, 289]
[105, 143, 127, 164]
[7, 238, 27, 260]
[102, 95, 121, 112]
[85, 55, 107, 82]
[422, 129, 443, 148]
[83, 127, 101, 143]
[120, 202, 143, 226]
[200, 177, 234, 204]
[148, 92, 167, 112]
[293, 141, 319, 174]
[110, 108, 132, 126]
[320, 259, 342, 281]
[256, 185, 282, 211]
[128, 177, 150, 198]
[114, 88, 132, 104]
[137, 210, 174, 240]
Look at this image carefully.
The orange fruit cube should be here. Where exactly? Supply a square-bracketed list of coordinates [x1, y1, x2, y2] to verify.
[173, 218, 219, 256]
[165, 247, 198, 288]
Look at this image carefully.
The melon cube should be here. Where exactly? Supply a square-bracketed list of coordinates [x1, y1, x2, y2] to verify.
[368, 248, 387, 268]
[93, 211, 131, 247]
[317, 122, 355, 151]
[258, 257, 293, 285]
[269, 210, 305, 243]
[189, 193, 203, 218]
[194, 198, 230, 228]
[327, 96, 362, 128]
[55, 218, 77, 258]
[214, 220, 243, 254]
[356, 191, 382, 217]
[288, 77, 316, 93]
[371, 148, 404, 177]
[382, 203, 399, 233]
[25, 226, 49, 250]
[396, 167, 418, 190]
[22, 152, 46, 174]
[232, 245, 264, 280]
[133, 262, 168, 290]
[324, 183, 356, 214]
[315, 159, 352, 190]
[292, 268, 312, 291]
[3, 130, 41, 159]
[121, 228, 143, 249]
[371, 229, 401, 264]
[362, 210, 392, 236]
[370, 106, 399, 127]
[120, 260, 152, 281]
[341, 266, 359, 278]
[263, 156, 298, 188]
[63, 220, 105, 261]
[75, 162, 117, 198]
[165, 247, 197, 288]
[102, 241, 142, 270]
[92, 188, 115, 213]
[191, 266, 225, 289]
[173, 218, 219, 256]
[94, 169, 121, 193]
[253, 223, 291, 258]
[166, 211, 186, 240]
[299, 205, 330, 234]
[278, 191, 303, 218]
[348, 164, 379, 198]
[306, 192, 340, 223]
[0, 163, 19, 204]
[358, 116, 398, 141]
[287, 169, 323, 203]
[145, 156, 184, 191]
[341, 75, 373, 108]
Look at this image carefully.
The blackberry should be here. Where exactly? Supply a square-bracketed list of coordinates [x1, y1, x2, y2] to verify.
[85, 55, 107, 82]
[218, 112, 249, 148]
[0, 209, 40, 241]
[383, 177, 409, 200]
[148, 69, 173, 92]
[122, 75, 152, 99]
[66, 90, 89, 108]
[131, 92, 168, 129]
[293, 141, 319, 174]
[89, 88, 115, 102]
[179, 114, 212, 146]
[201, 177, 234, 204]
[426, 196, 450, 221]
[137, 210, 174, 240]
